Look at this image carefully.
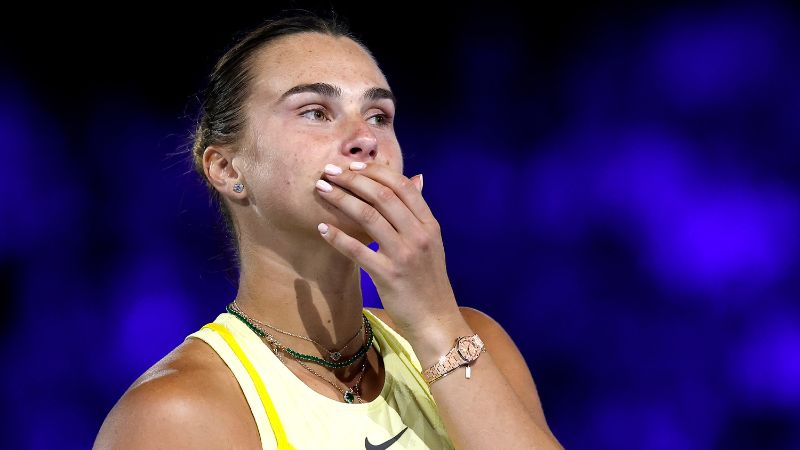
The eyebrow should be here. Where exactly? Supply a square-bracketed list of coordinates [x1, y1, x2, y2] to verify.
[278, 83, 396, 106]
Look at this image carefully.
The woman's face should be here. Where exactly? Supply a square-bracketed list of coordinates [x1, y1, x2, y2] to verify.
[236, 32, 402, 244]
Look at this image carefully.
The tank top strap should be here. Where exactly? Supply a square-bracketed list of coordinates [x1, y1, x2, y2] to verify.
[190, 319, 296, 449]
[202, 323, 296, 449]
[190, 309, 448, 449]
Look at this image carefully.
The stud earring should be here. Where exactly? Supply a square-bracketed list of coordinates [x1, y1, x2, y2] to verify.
[233, 182, 244, 193]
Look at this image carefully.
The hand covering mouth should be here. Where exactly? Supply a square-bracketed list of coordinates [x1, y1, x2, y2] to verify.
[318, 175, 368, 203]
[340, 186, 369, 203]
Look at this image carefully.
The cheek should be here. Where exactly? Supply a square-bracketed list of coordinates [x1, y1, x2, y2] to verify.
[246, 118, 325, 199]
[379, 138, 404, 173]
[259, 157, 295, 191]
[256, 149, 319, 197]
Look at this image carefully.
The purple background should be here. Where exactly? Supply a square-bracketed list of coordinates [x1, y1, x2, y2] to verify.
[1, 2, 799, 449]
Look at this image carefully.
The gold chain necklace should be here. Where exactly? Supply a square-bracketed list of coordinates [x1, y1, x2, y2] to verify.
[227, 302, 370, 404]
[294, 354, 369, 404]
[232, 299, 364, 362]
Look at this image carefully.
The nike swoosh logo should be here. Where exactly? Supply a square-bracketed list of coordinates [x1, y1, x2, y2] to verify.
[365, 427, 408, 450]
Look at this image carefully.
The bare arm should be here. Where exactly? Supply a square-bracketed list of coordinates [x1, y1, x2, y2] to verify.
[459, 307, 557, 436]
[374, 307, 562, 450]
[411, 307, 561, 450]
[93, 341, 260, 449]
[95, 378, 220, 449]
[316, 162, 562, 448]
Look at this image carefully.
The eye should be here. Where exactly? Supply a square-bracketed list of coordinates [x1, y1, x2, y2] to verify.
[300, 108, 328, 122]
[367, 113, 393, 127]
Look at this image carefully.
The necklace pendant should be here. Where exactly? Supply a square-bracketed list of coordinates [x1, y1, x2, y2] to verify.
[329, 351, 342, 361]
[343, 389, 355, 404]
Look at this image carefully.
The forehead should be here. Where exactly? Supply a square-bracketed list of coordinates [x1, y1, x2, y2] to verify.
[249, 33, 389, 101]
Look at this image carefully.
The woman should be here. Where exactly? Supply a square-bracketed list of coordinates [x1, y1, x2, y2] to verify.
[95, 14, 562, 450]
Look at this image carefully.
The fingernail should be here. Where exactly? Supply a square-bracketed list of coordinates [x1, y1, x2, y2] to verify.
[315, 179, 333, 192]
[318, 223, 329, 235]
[418, 174, 424, 192]
[350, 162, 367, 170]
[324, 164, 342, 175]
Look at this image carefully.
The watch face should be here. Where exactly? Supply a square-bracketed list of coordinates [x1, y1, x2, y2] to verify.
[457, 335, 484, 361]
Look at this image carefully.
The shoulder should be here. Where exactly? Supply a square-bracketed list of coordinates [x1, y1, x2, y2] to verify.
[93, 337, 260, 449]
[366, 306, 555, 436]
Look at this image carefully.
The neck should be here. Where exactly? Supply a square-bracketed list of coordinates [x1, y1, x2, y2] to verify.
[233, 230, 366, 361]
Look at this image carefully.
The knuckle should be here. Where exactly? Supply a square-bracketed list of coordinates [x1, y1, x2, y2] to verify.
[376, 186, 395, 201]
[395, 249, 414, 267]
[348, 241, 367, 259]
[385, 264, 406, 281]
[413, 234, 432, 252]
[359, 205, 381, 224]
[406, 225, 432, 250]
[399, 178, 415, 192]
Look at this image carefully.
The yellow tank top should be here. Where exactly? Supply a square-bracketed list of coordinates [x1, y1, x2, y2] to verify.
[186, 309, 455, 450]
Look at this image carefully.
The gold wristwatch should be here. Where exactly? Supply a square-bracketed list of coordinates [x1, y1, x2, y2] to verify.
[421, 334, 486, 385]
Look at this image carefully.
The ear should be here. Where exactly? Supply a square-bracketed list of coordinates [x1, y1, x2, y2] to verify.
[203, 145, 245, 198]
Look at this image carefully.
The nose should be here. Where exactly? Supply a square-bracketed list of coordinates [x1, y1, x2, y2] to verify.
[339, 118, 378, 161]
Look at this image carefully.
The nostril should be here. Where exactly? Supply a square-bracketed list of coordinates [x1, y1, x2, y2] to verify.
[350, 147, 362, 154]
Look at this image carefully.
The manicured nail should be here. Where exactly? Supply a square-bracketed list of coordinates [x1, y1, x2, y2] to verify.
[315, 179, 333, 192]
[418, 174, 424, 192]
[350, 162, 367, 170]
[318, 223, 329, 235]
[324, 164, 342, 175]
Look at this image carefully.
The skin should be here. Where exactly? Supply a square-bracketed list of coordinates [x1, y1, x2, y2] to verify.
[94, 32, 562, 449]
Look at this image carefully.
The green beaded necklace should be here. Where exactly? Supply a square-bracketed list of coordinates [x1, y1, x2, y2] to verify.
[226, 303, 374, 370]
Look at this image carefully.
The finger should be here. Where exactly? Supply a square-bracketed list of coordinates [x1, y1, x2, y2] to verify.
[348, 162, 434, 225]
[317, 222, 390, 275]
[323, 164, 421, 235]
[315, 178, 403, 254]
[411, 174, 423, 193]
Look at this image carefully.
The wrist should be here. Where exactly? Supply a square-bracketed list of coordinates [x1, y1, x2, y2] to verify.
[404, 313, 476, 370]
[421, 333, 486, 385]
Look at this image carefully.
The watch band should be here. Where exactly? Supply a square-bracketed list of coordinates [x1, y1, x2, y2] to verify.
[421, 334, 486, 386]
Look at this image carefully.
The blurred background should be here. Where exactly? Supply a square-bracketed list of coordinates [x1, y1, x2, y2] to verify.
[1, 1, 798, 448]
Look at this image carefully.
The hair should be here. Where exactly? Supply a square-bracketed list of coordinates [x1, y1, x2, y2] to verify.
[189, 12, 367, 268]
